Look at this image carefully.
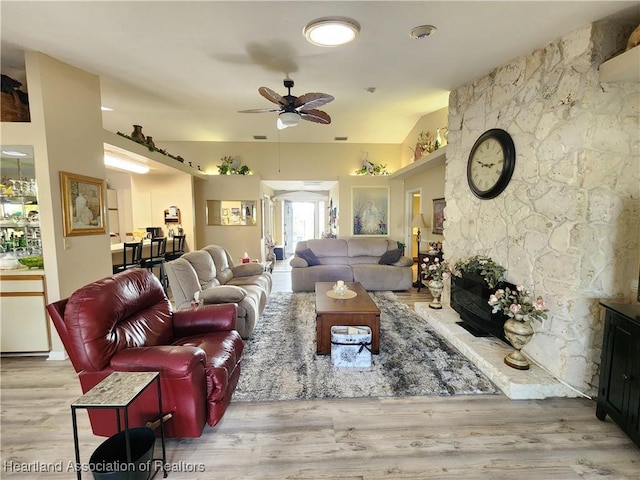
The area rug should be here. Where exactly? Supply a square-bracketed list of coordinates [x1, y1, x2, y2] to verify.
[233, 291, 500, 402]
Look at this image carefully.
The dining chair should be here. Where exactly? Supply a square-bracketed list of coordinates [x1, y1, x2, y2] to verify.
[112, 240, 143, 274]
[165, 234, 186, 261]
[140, 237, 168, 290]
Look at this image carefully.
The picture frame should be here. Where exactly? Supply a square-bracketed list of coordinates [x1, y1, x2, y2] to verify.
[432, 197, 446, 235]
[60, 171, 107, 237]
[352, 186, 389, 236]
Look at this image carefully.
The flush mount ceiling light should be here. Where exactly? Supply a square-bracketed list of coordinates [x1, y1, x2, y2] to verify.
[303, 17, 360, 47]
[104, 155, 150, 174]
[409, 25, 437, 39]
[277, 111, 301, 130]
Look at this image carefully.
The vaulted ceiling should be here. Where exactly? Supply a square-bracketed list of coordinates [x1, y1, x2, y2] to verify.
[1, 1, 636, 144]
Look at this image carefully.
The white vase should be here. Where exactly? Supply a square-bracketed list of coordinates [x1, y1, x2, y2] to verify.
[503, 318, 534, 370]
[427, 280, 444, 309]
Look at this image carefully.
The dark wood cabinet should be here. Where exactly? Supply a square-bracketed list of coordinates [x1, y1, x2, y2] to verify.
[596, 302, 640, 447]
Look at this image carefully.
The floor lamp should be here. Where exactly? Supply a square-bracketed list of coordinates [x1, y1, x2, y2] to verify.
[411, 213, 429, 290]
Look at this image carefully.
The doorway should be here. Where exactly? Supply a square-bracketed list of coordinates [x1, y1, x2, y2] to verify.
[283, 200, 326, 256]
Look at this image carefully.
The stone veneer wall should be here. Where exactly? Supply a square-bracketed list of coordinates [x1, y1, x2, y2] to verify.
[444, 21, 639, 394]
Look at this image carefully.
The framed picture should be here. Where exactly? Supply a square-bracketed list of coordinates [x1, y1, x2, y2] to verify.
[352, 186, 389, 236]
[60, 171, 107, 237]
[432, 197, 446, 235]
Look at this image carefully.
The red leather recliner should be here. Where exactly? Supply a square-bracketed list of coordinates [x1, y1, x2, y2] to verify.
[47, 268, 243, 438]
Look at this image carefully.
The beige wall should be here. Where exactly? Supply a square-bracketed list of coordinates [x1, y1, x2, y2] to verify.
[15, 53, 111, 357]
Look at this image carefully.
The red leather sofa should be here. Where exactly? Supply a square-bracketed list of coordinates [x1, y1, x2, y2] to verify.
[47, 268, 243, 438]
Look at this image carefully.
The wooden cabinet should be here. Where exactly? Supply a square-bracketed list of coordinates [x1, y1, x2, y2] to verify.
[596, 302, 640, 447]
[0, 271, 50, 353]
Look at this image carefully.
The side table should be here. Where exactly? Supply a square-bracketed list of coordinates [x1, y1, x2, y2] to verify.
[71, 371, 167, 479]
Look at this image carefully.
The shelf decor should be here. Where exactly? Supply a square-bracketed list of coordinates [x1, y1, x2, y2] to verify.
[60, 171, 106, 237]
[217, 156, 251, 175]
[116, 131, 187, 164]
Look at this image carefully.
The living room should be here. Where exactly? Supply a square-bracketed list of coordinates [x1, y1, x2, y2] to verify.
[1, 1, 640, 478]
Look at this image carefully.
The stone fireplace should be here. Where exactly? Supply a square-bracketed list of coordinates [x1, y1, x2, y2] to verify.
[440, 14, 640, 396]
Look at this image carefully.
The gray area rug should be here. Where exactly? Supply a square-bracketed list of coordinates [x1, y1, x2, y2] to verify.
[233, 291, 500, 402]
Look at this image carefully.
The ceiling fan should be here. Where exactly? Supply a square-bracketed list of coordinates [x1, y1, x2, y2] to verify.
[238, 79, 334, 129]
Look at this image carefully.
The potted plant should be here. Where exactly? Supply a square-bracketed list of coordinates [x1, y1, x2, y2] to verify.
[488, 285, 548, 370]
[453, 254, 506, 289]
[421, 257, 450, 310]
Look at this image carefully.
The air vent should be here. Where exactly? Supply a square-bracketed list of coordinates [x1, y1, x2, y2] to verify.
[334, 136, 348, 141]
[253, 135, 267, 140]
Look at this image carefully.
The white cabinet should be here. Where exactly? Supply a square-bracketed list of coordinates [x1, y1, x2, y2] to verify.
[0, 271, 50, 353]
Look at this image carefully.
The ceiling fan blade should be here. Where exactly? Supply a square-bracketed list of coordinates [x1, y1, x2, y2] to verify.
[300, 109, 331, 124]
[238, 108, 281, 113]
[259, 86, 289, 106]
[295, 92, 334, 110]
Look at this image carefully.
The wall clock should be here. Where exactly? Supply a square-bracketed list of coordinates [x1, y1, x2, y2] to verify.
[467, 128, 516, 199]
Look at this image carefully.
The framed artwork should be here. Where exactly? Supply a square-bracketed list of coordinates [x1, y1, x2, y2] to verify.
[352, 186, 389, 236]
[60, 171, 107, 237]
[432, 197, 446, 235]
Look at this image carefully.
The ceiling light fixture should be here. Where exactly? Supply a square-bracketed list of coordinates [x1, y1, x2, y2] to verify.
[303, 17, 360, 47]
[277, 112, 301, 130]
[104, 155, 150, 174]
[409, 25, 437, 39]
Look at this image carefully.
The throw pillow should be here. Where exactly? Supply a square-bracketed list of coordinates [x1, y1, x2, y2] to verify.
[296, 248, 321, 266]
[379, 248, 403, 265]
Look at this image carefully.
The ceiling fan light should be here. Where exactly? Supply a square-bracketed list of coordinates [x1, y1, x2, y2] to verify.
[278, 112, 301, 129]
[303, 17, 360, 47]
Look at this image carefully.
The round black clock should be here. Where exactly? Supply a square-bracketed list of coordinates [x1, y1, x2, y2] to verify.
[467, 128, 516, 199]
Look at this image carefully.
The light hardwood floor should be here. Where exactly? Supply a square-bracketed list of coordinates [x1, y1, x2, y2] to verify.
[1, 259, 638, 479]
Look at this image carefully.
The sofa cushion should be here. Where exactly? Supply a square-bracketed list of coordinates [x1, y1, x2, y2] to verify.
[183, 251, 217, 286]
[306, 238, 348, 257]
[200, 285, 246, 304]
[379, 248, 403, 265]
[297, 248, 321, 266]
[166, 258, 202, 308]
[347, 237, 389, 257]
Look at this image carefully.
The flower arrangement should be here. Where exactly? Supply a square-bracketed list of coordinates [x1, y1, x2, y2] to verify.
[218, 156, 251, 175]
[453, 255, 506, 289]
[488, 285, 548, 324]
[421, 257, 450, 282]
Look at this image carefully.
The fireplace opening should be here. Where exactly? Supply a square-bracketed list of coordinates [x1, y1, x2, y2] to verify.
[450, 274, 514, 345]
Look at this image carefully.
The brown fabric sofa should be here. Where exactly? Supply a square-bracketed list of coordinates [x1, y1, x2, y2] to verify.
[290, 238, 413, 292]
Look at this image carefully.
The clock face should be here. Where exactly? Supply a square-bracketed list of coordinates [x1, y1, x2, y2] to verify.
[467, 129, 515, 199]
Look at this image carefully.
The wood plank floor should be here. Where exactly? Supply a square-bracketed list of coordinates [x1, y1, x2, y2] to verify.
[1, 259, 638, 479]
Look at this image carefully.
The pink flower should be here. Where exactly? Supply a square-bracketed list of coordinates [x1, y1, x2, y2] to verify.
[429, 264, 437, 271]
[534, 298, 546, 310]
[488, 294, 498, 305]
[509, 303, 521, 314]
[516, 285, 524, 292]
[421, 263, 427, 270]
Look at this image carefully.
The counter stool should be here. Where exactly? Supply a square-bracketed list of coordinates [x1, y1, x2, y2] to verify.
[165, 234, 186, 261]
[140, 237, 167, 290]
[112, 240, 143, 275]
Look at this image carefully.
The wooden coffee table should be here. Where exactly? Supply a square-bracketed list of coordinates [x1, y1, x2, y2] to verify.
[315, 282, 380, 355]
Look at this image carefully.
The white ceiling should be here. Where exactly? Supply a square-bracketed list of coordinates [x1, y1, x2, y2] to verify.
[1, 1, 637, 146]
